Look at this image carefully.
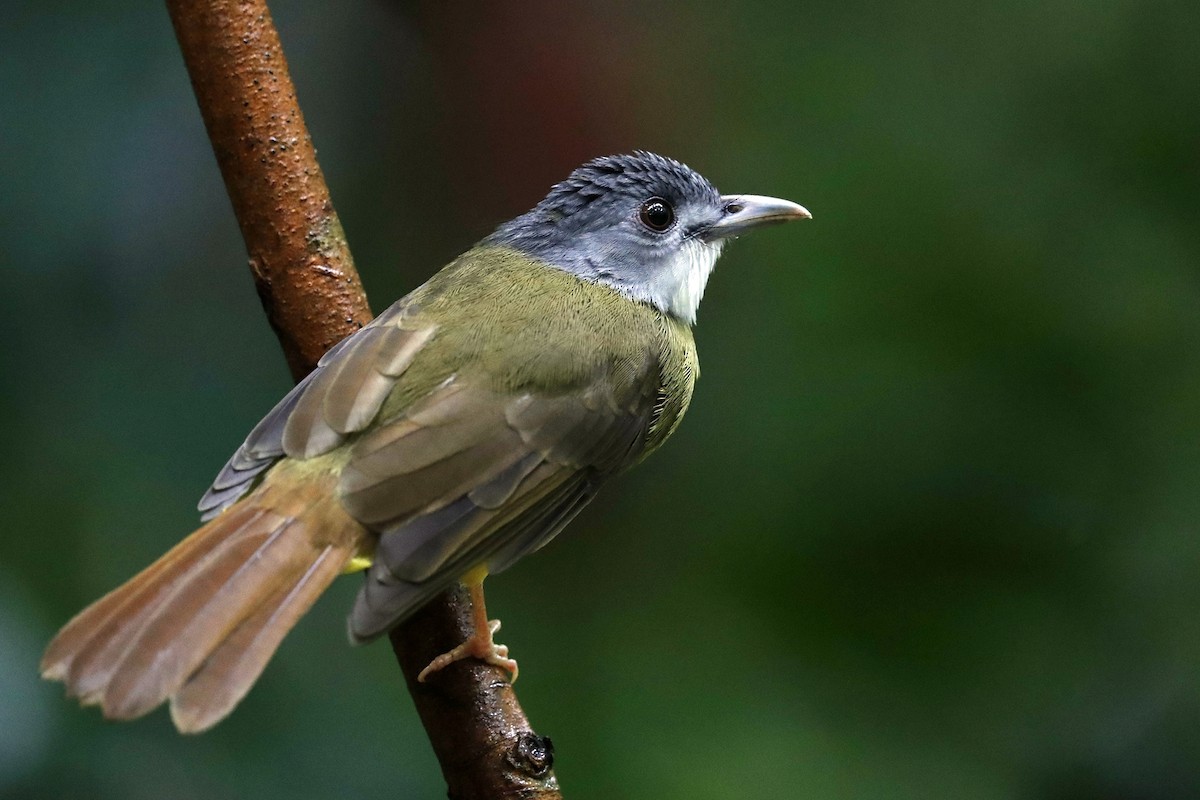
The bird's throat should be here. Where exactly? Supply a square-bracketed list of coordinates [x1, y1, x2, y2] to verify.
[657, 238, 723, 325]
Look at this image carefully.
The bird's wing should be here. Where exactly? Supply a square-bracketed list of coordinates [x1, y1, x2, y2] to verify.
[198, 299, 434, 520]
[343, 371, 660, 641]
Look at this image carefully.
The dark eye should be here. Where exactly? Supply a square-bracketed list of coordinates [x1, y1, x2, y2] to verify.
[638, 197, 675, 232]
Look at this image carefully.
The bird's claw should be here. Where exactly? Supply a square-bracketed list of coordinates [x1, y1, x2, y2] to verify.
[417, 618, 519, 683]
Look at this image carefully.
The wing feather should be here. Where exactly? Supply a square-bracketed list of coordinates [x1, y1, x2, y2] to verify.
[349, 467, 588, 640]
[197, 300, 434, 520]
[341, 371, 656, 640]
[321, 324, 435, 435]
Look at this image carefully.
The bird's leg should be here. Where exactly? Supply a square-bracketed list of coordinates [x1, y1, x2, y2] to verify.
[417, 568, 519, 683]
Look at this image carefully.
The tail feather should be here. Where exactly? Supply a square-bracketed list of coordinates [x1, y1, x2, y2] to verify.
[101, 515, 305, 721]
[41, 466, 363, 732]
[41, 509, 244, 685]
[170, 544, 346, 733]
[63, 506, 273, 706]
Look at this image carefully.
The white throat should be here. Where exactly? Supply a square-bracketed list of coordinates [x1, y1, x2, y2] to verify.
[642, 238, 724, 325]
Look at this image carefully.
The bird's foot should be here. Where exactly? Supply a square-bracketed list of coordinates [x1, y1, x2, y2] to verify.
[417, 619, 519, 683]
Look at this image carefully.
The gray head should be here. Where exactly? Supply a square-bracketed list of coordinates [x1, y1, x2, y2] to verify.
[486, 152, 810, 324]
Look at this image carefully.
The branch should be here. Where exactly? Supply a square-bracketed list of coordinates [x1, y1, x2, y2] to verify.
[164, 2, 561, 796]
[166, 0, 371, 378]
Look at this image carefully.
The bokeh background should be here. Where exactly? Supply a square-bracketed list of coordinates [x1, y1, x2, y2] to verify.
[4, 1, 1199, 797]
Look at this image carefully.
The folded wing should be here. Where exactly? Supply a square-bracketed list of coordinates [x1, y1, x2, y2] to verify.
[344, 371, 658, 640]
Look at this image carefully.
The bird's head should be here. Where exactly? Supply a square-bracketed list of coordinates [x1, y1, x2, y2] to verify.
[486, 152, 810, 324]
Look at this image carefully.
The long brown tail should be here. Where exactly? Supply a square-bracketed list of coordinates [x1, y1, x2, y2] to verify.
[41, 465, 366, 733]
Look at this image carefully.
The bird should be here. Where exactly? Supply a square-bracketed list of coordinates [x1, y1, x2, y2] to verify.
[41, 151, 810, 733]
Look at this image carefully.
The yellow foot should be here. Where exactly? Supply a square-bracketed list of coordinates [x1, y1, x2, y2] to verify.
[417, 619, 519, 683]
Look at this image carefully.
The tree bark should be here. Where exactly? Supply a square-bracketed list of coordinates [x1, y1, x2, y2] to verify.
[164, 2, 562, 796]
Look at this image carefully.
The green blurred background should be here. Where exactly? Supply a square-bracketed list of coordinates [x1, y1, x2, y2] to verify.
[4, 0, 1199, 797]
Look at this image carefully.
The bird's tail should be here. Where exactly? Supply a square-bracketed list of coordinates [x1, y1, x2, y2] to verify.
[40, 463, 365, 733]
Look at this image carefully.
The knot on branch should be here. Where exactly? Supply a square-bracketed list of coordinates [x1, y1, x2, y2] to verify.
[507, 731, 555, 778]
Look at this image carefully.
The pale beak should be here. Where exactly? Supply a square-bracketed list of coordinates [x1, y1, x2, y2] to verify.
[700, 194, 812, 241]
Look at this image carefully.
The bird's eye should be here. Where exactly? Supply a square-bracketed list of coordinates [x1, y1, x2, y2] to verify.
[638, 198, 675, 233]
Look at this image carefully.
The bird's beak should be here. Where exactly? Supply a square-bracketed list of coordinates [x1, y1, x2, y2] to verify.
[700, 194, 812, 242]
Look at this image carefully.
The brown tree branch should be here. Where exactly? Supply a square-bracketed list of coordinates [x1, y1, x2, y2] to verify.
[166, 0, 372, 378]
[164, 2, 561, 796]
